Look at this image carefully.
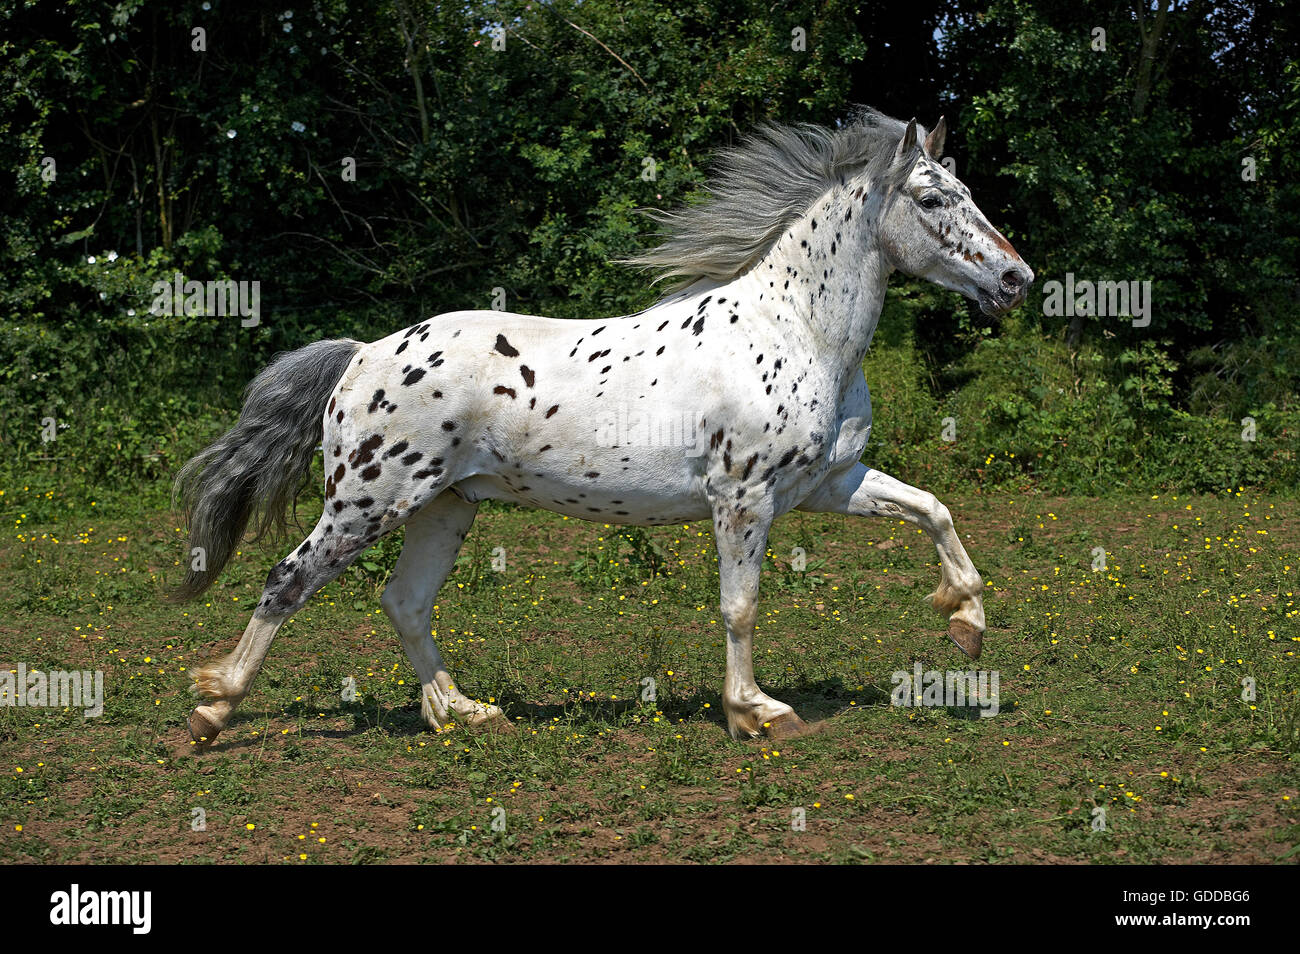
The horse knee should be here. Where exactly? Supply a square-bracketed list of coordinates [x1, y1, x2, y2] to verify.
[920, 492, 952, 531]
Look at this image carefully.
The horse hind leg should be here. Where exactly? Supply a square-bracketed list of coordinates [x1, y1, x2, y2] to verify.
[380, 492, 510, 732]
[188, 518, 371, 745]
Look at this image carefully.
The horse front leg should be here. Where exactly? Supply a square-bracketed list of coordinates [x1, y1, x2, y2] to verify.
[800, 463, 987, 658]
[710, 499, 811, 740]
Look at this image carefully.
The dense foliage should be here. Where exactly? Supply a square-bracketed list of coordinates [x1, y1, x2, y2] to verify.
[1, 0, 1296, 516]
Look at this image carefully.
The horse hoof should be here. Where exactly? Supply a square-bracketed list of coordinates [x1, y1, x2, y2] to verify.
[468, 712, 515, 735]
[763, 711, 814, 740]
[188, 708, 223, 747]
[948, 619, 983, 659]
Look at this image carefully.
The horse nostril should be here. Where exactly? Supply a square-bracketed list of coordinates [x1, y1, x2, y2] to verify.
[1001, 269, 1025, 292]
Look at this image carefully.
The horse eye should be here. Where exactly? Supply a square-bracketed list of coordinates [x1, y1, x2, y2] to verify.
[920, 194, 943, 210]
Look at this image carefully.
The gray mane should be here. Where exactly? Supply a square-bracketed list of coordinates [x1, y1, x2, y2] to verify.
[624, 107, 922, 287]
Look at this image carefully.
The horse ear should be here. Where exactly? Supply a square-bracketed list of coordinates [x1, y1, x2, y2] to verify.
[924, 115, 947, 159]
[894, 118, 918, 163]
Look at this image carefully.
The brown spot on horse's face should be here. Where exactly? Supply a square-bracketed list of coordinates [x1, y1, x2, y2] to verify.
[975, 218, 1020, 259]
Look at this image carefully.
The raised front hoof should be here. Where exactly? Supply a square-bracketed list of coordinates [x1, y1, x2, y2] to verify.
[187, 707, 223, 748]
[762, 711, 817, 740]
[948, 618, 984, 660]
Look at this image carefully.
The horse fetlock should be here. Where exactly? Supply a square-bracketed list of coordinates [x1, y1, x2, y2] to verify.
[191, 659, 244, 701]
[420, 690, 448, 730]
[724, 693, 796, 741]
[928, 574, 982, 614]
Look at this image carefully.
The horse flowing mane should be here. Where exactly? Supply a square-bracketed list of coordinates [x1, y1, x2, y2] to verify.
[624, 107, 922, 287]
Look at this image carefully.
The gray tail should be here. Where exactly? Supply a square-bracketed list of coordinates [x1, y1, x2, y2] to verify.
[170, 338, 362, 602]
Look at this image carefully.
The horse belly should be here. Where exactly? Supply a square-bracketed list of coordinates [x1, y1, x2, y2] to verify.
[453, 452, 710, 526]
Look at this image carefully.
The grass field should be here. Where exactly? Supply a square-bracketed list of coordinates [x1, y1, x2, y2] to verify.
[2, 485, 1297, 863]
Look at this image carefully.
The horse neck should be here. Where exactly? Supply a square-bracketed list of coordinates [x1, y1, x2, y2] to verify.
[745, 181, 891, 384]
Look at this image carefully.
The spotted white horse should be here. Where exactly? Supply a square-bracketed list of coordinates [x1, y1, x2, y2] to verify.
[175, 108, 1032, 745]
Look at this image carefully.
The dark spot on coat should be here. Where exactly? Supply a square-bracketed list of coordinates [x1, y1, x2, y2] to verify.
[494, 334, 520, 357]
[351, 435, 384, 467]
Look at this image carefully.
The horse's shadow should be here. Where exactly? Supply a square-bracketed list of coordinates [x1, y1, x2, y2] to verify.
[183, 675, 890, 753]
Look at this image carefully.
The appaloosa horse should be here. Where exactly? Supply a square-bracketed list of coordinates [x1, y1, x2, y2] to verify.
[174, 108, 1032, 745]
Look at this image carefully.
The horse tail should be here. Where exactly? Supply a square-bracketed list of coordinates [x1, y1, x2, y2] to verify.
[169, 338, 363, 602]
